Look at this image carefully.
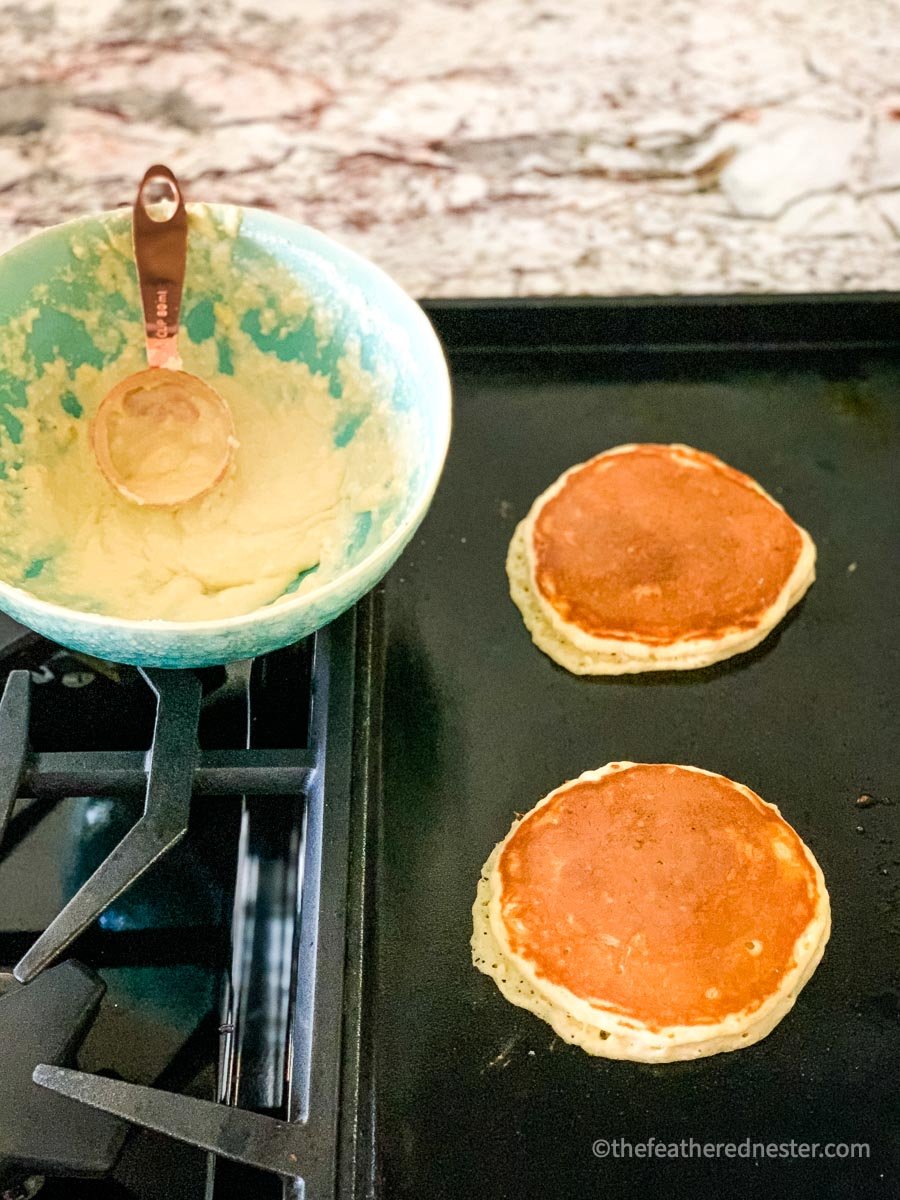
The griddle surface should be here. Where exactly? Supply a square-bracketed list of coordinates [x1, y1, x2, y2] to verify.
[377, 316, 900, 1200]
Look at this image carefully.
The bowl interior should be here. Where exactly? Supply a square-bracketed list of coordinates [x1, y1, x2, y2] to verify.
[0, 204, 449, 631]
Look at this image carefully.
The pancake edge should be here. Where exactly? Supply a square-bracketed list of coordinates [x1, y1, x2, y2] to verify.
[508, 443, 817, 675]
[471, 762, 831, 1062]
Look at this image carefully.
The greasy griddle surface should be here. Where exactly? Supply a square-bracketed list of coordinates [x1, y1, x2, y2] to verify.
[376, 355, 900, 1199]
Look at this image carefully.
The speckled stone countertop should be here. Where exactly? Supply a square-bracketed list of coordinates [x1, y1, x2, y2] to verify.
[2, 0, 900, 297]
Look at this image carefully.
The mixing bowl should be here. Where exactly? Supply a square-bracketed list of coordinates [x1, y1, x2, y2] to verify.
[0, 205, 450, 667]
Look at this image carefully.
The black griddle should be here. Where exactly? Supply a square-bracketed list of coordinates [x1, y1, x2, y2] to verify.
[348, 296, 900, 1200]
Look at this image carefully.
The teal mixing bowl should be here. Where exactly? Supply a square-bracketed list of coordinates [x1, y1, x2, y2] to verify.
[0, 205, 450, 667]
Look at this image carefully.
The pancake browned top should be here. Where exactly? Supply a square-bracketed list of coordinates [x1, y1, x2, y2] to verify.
[531, 445, 804, 645]
[496, 764, 821, 1029]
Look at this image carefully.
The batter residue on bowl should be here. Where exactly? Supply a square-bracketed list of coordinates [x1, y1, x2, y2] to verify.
[0, 207, 414, 622]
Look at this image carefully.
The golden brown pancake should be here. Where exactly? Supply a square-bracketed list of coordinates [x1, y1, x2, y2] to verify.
[534, 444, 803, 643]
[507, 444, 816, 673]
[472, 763, 830, 1060]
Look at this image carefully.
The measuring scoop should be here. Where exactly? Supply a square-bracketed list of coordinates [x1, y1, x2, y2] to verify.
[91, 165, 237, 508]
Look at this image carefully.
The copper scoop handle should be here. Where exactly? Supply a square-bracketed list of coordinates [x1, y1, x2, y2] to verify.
[133, 164, 187, 370]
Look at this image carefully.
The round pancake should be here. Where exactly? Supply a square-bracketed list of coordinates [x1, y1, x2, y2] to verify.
[472, 763, 830, 1061]
[508, 444, 816, 674]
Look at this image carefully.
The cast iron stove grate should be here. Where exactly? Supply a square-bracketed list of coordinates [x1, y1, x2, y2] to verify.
[0, 602, 369, 1199]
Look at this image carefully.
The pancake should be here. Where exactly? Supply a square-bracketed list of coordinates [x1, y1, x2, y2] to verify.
[471, 763, 830, 1061]
[507, 444, 816, 673]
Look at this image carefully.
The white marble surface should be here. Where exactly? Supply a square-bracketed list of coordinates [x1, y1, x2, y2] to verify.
[1, 0, 900, 296]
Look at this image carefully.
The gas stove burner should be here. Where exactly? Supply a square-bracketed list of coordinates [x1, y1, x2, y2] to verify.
[0, 961, 126, 1190]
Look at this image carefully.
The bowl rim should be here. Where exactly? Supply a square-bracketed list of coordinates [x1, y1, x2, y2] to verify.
[0, 203, 452, 635]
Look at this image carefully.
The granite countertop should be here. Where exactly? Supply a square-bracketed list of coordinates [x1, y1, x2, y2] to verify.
[1, 0, 899, 297]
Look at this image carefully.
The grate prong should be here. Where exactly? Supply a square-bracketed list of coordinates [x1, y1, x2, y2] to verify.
[0, 671, 31, 848]
[33, 1065, 316, 1178]
[14, 670, 201, 983]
